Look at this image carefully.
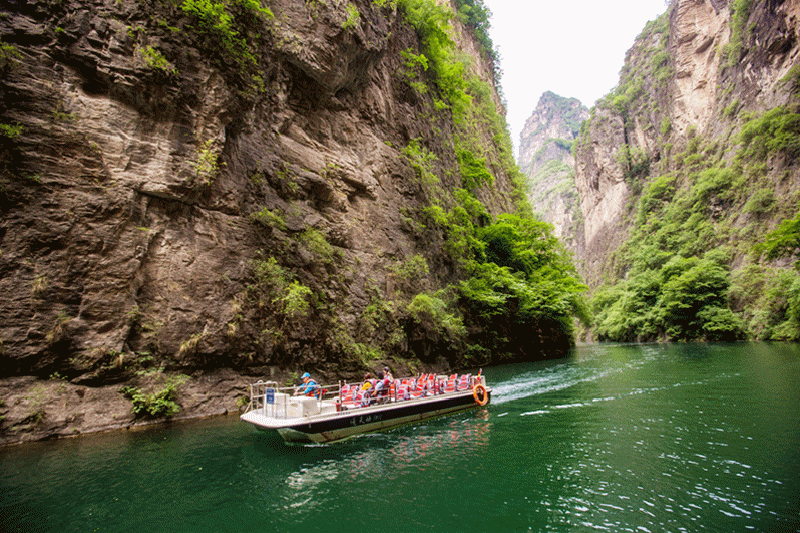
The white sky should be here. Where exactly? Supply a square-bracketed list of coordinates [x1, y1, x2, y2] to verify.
[483, 0, 668, 154]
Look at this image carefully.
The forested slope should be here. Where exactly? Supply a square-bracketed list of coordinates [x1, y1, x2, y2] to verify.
[573, 0, 800, 342]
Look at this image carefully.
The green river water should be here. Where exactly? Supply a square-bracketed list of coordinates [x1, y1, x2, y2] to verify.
[1, 342, 799, 532]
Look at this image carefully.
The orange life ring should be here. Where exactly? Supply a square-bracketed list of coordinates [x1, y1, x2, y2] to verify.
[472, 384, 488, 406]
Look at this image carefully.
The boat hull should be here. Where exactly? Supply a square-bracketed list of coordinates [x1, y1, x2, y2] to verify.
[241, 389, 490, 444]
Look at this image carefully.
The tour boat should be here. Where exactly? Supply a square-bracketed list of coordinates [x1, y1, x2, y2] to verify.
[240, 372, 491, 444]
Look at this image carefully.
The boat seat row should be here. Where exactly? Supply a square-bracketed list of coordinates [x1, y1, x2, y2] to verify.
[339, 374, 473, 409]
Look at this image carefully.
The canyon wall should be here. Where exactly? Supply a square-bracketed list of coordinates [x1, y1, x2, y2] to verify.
[574, 0, 799, 288]
[0, 0, 521, 442]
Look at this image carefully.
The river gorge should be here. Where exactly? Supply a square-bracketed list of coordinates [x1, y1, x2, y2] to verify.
[2, 342, 798, 532]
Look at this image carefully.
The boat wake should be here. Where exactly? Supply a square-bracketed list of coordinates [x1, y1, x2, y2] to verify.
[490, 363, 616, 406]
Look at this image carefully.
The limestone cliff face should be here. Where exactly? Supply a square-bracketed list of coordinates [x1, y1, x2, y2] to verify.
[517, 91, 588, 250]
[574, 0, 800, 288]
[0, 0, 514, 442]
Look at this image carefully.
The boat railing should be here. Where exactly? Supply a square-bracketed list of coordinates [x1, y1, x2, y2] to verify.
[246, 374, 487, 420]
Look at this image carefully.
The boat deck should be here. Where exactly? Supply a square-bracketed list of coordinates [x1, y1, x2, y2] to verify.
[241, 374, 490, 443]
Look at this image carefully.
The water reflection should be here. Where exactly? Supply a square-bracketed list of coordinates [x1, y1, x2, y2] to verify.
[244, 410, 493, 525]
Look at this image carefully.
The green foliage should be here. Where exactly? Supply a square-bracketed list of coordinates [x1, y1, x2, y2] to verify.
[407, 291, 466, 343]
[400, 47, 429, 92]
[193, 139, 222, 184]
[478, 215, 566, 277]
[342, 3, 360, 30]
[779, 65, 800, 96]
[249, 253, 315, 324]
[452, 0, 496, 63]
[731, 266, 800, 341]
[456, 147, 494, 191]
[660, 117, 671, 135]
[298, 228, 334, 263]
[180, 0, 273, 93]
[399, 0, 472, 121]
[638, 173, 677, 223]
[738, 107, 800, 161]
[725, 0, 754, 65]
[119, 376, 188, 418]
[23, 386, 47, 425]
[139, 45, 177, 75]
[459, 214, 588, 358]
[0, 123, 22, 139]
[390, 254, 430, 282]
[249, 206, 287, 230]
[401, 48, 429, 73]
[755, 210, 800, 268]
[592, 256, 744, 342]
[616, 145, 650, 187]
[743, 188, 775, 215]
[252, 255, 289, 291]
[280, 281, 313, 318]
[401, 138, 440, 192]
[0, 40, 20, 72]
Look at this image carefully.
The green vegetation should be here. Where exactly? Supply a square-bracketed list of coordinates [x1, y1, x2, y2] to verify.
[0, 39, 20, 72]
[593, 254, 744, 342]
[192, 139, 222, 185]
[407, 290, 466, 345]
[180, 0, 273, 94]
[452, 0, 496, 64]
[248, 253, 316, 344]
[249, 206, 287, 230]
[23, 386, 47, 426]
[342, 3, 360, 30]
[589, 100, 800, 342]
[198, 0, 589, 368]
[725, 0, 754, 65]
[119, 375, 188, 418]
[738, 107, 800, 161]
[755, 210, 800, 268]
[139, 45, 177, 75]
[0, 123, 22, 139]
[458, 214, 588, 358]
[298, 228, 335, 263]
[390, 254, 429, 283]
[456, 147, 494, 191]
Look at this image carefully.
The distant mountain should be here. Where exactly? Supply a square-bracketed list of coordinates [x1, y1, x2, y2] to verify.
[517, 91, 588, 250]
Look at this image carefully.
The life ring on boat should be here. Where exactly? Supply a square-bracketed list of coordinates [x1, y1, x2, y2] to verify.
[472, 384, 488, 406]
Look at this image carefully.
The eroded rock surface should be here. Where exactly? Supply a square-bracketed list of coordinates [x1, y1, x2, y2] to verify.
[0, 0, 512, 443]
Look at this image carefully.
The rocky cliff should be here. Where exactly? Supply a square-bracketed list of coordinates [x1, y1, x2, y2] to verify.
[517, 91, 588, 251]
[573, 0, 800, 341]
[0, 0, 540, 443]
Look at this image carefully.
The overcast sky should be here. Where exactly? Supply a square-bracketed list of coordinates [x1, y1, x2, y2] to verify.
[482, 0, 668, 155]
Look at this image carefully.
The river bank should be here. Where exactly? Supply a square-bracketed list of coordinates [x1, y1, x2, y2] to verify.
[0, 369, 251, 446]
[0, 359, 431, 446]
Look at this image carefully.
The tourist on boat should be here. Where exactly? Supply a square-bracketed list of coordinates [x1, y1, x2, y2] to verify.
[294, 372, 319, 397]
[360, 373, 375, 406]
[383, 366, 393, 381]
[375, 372, 391, 403]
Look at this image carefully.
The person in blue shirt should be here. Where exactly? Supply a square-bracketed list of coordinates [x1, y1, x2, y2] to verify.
[294, 372, 319, 397]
